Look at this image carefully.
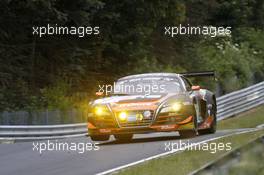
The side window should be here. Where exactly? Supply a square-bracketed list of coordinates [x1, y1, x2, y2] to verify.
[182, 77, 192, 91]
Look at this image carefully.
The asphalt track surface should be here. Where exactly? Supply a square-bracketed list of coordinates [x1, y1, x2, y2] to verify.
[0, 128, 253, 175]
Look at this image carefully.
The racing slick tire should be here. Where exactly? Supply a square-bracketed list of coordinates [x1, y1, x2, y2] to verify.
[90, 135, 110, 141]
[114, 134, 133, 142]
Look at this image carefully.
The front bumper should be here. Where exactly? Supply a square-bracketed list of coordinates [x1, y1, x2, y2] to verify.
[88, 115, 194, 135]
[88, 104, 195, 135]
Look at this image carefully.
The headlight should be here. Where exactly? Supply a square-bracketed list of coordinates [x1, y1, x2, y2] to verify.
[118, 112, 127, 121]
[93, 105, 111, 116]
[172, 103, 181, 111]
[95, 107, 103, 115]
[160, 102, 182, 113]
[143, 110, 152, 119]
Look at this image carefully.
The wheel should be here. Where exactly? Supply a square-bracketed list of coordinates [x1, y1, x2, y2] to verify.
[208, 113, 217, 133]
[114, 134, 133, 142]
[90, 135, 110, 141]
[199, 101, 217, 135]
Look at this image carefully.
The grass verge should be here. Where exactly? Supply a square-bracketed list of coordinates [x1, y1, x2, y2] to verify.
[218, 105, 264, 129]
[117, 129, 264, 175]
[117, 106, 264, 175]
[225, 139, 264, 175]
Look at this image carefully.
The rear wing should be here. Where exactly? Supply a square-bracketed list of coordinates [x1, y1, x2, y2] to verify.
[180, 71, 216, 78]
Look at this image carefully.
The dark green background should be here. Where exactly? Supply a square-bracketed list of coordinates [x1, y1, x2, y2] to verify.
[0, 0, 263, 111]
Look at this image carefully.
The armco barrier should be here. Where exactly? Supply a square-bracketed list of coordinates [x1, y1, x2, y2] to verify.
[0, 81, 263, 137]
[216, 81, 264, 120]
[0, 123, 87, 137]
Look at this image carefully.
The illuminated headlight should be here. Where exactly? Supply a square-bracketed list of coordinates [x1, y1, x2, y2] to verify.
[94, 105, 111, 116]
[143, 110, 152, 119]
[160, 102, 182, 113]
[118, 112, 127, 121]
[95, 107, 103, 115]
[172, 103, 181, 111]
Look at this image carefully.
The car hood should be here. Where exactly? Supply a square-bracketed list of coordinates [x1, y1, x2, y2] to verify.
[93, 93, 183, 111]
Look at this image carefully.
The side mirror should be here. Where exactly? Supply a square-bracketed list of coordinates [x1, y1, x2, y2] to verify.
[191, 85, 200, 91]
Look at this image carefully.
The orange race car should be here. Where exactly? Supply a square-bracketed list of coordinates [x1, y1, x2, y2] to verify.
[87, 72, 217, 141]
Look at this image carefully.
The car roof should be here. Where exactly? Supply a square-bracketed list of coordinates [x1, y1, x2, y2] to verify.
[118, 73, 181, 81]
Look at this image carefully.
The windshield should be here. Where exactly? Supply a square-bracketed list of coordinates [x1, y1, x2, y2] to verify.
[113, 77, 183, 95]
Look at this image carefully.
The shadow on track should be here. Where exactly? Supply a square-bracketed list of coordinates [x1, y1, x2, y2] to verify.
[98, 135, 183, 146]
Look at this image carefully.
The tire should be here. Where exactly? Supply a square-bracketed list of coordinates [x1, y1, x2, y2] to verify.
[114, 134, 133, 142]
[90, 135, 110, 141]
[208, 114, 217, 133]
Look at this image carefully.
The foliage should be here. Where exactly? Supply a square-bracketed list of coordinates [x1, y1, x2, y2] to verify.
[197, 38, 256, 93]
[0, 0, 263, 111]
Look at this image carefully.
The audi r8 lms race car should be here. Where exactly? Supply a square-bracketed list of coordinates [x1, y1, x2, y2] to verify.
[87, 71, 217, 141]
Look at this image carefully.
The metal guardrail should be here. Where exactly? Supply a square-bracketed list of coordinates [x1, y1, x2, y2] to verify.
[0, 81, 263, 137]
[0, 123, 87, 137]
[216, 81, 264, 120]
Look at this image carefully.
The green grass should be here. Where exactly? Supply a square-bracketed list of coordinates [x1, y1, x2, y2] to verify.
[117, 106, 264, 175]
[223, 140, 264, 175]
[218, 105, 264, 129]
[117, 129, 264, 175]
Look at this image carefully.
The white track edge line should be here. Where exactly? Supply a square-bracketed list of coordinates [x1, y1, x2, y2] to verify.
[96, 127, 261, 175]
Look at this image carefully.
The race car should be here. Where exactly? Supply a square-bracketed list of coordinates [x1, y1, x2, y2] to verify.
[87, 71, 217, 141]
